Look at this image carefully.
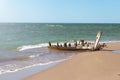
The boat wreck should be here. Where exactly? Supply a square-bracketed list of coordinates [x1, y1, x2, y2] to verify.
[48, 31, 106, 51]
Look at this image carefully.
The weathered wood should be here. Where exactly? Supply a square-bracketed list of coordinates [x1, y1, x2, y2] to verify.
[48, 31, 105, 51]
[94, 31, 102, 50]
[80, 40, 85, 46]
[48, 42, 51, 46]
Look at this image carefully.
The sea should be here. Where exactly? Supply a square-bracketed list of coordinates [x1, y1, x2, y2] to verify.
[0, 23, 120, 77]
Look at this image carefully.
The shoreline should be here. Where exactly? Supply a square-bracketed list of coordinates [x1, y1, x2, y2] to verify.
[26, 42, 120, 80]
[17, 40, 120, 51]
[0, 61, 60, 80]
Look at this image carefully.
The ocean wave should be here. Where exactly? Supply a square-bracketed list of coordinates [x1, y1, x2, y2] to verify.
[17, 42, 64, 51]
[12, 54, 43, 61]
[0, 48, 76, 75]
[17, 43, 49, 51]
[29, 54, 40, 58]
[46, 24, 63, 27]
[0, 58, 68, 75]
[101, 40, 120, 43]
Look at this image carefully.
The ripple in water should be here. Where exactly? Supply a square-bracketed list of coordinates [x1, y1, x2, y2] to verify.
[0, 47, 78, 75]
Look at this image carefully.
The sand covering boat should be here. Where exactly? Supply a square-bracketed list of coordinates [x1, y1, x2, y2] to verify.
[48, 31, 106, 51]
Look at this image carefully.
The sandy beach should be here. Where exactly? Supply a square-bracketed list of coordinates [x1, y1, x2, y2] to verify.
[26, 42, 120, 80]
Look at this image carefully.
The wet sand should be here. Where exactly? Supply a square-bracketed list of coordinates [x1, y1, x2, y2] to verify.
[26, 42, 120, 80]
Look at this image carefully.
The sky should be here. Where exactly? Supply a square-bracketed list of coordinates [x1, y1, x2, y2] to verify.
[0, 0, 120, 23]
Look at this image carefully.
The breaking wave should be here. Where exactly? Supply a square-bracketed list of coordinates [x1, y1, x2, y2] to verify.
[17, 43, 49, 51]
[0, 59, 67, 75]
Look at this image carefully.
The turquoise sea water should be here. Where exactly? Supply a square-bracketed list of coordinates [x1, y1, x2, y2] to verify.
[0, 23, 120, 75]
[0, 23, 120, 50]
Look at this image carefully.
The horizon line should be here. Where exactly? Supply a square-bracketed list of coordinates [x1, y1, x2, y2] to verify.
[0, 22, 120, 24]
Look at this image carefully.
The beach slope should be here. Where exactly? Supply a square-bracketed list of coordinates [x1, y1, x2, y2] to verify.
[26, 42, 120, 80]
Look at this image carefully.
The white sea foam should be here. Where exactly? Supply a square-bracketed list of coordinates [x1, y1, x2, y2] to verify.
[17, 42, 63, 51]
[29, 54, 40, 58]
[17, 43, 48, 51]
[83, 40, 120, 44]
[0, 58, 68, 75]
[101, 40, 120, 43]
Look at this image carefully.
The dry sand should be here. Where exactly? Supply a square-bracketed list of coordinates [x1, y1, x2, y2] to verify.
[26, 42, 120, 80]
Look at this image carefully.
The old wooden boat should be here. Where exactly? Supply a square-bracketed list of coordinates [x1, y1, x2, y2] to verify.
[48, 31, 106, 51]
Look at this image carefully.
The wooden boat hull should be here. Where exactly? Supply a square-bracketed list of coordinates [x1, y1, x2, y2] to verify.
[48, 46, 92, 51]
[48, 32, 106, 51]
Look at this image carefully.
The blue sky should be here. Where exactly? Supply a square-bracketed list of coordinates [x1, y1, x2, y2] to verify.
[0, 0, 120, 23]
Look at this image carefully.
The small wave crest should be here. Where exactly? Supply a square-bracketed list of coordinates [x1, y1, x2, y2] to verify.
[0, 59, 67, 75]
[17, 43, 49, 51]
[29, 54, 41, 58]
[46, 24, 63, 27]
[101, 40, 120, 43]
